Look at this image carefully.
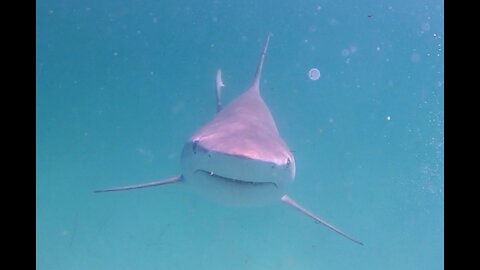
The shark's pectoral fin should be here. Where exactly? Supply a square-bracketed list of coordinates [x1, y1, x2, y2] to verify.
[281, 194, 363, 246]
[95, 175, 183, 193]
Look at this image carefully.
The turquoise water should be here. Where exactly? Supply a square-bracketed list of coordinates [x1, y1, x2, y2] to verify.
[36, 0, 444, 269]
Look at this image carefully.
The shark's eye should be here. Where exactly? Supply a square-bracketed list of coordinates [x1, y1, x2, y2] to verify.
[192, 140, 199, 154]
[286, 158, 291, 166]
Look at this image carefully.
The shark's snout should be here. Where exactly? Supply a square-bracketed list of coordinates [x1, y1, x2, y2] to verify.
[180, 141, 294, 206]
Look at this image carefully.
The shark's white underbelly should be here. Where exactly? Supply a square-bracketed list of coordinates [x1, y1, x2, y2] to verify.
[180, 141, 294, 206]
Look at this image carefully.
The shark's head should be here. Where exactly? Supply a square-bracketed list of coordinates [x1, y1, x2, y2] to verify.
[180, 88, 295, 206]
[181, 137, 295, 206]
[180, 33, 295, 206]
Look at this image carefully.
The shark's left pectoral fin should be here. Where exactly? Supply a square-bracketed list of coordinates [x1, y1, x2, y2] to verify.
[95, 175, 183, 193]
[281, 194, 364, 246]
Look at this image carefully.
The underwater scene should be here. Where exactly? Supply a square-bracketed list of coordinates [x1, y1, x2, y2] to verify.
[37, 0, 444, 269]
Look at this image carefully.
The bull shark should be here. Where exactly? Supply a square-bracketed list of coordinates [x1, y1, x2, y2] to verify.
[96, 33, 363, 246]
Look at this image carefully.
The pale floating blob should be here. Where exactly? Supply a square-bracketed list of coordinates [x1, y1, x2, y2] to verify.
[421, 22, 431, 32]
[341, 46, 357, 57]
[410, 52, 421, 63]
[341, 48, 350, 57]
[308, 68, 321, 80]
[386, 115, 391, 121]
[329, 18, 337, 26]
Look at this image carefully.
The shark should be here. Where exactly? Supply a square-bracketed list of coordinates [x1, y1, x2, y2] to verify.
[96, 33, 363, 246]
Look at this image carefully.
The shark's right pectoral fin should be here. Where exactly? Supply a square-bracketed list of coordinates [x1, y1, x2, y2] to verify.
[95, 175, 183, 193]
[281, 194, 364, 246]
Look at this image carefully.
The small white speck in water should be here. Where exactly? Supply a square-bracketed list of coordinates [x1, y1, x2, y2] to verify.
[308, 68, 321, 80]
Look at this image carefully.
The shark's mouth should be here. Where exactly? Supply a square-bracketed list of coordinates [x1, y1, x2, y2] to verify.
[194, 169, 278, 189]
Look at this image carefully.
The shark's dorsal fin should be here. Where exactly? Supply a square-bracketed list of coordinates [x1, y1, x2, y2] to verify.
[250, 32, 272, 93]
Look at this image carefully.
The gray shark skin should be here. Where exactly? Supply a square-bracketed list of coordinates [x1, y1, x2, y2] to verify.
[96, 33, 363, 246]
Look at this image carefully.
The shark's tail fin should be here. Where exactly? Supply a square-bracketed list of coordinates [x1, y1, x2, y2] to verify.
[95, 175, 182, 193]
[251, 32, 272, 91]
[281, 194, 364, 246]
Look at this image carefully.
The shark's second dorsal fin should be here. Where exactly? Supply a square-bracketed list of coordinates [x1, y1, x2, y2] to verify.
[250, 32, 272, 92]
[216, 69, 224, 113]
